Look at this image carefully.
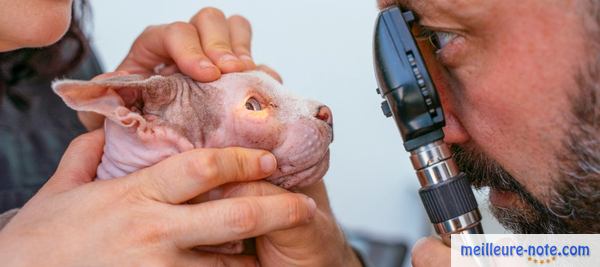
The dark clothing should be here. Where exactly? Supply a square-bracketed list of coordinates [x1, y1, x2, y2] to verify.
[0, 51, 103, 212]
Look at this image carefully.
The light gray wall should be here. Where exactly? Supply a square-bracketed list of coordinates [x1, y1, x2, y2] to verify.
[90, 0, 507, 252]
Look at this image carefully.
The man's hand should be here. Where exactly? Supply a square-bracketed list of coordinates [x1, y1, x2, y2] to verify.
[220, 181, 363, 267]
[0, 130, 316, 266]
[79, 7, 282, 130]
[411, 236, 450, 267]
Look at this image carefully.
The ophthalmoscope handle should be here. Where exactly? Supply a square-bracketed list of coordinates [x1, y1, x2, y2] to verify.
[411, 141, 483, 245]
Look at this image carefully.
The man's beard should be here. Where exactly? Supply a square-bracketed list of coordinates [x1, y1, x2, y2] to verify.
[452, 64, 600, 233]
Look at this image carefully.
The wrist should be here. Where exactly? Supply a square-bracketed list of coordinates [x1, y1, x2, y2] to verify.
[341, 242, 365, 267]
[319, 219, 363, 267]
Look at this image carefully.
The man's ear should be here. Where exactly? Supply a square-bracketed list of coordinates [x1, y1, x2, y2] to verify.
[52, 75, 177, 128]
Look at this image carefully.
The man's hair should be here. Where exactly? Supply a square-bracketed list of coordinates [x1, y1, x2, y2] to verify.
[0, 0, 90, 103]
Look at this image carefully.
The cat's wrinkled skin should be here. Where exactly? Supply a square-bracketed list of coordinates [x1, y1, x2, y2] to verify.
[52, 71, 333, 190]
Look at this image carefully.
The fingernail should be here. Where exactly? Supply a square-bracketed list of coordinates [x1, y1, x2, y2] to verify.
[115, 70, 129, 75]
[220, 54, 239, 63]
[259, 154, 277, 173]
[199, 60, 215, 69]
[239, 55, 253, 62]
[305, 197, 317, 215]
[239, 55, 256, 69]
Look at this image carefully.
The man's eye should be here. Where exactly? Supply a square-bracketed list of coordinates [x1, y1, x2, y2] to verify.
[431, 31, 457, 50]
[419, 28, 458, 51]
[245, 97, 262, 111]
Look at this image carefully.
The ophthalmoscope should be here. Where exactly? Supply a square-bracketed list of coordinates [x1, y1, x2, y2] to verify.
[373, 6, 484, 245]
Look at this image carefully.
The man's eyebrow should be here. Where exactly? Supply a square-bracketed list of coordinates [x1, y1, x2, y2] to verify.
[378, 0, 410, 9]
[378, 0, 436, 16]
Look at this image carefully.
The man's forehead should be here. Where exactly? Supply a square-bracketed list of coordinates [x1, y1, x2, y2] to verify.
[377, 0, 453, 23]
[376, 0, 484, 26]
[377, 0, 479, 13]
[378, 0, 404, 9]
[377, 0, 428, 11]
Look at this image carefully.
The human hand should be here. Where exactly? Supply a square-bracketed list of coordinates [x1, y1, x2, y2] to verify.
[80, 7, 282, 130]
[220, 181, 363, 267]
[0, 130, 316, 266]
[118, 7, 249, 79]
[117, 7, 282, 82]
[411, 236, 450, 267]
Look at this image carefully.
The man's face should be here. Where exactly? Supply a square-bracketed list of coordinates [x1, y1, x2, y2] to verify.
[378, 0, 600, 233]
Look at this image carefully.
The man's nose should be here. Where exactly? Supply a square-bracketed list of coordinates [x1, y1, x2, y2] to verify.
[315, 105, 333, 126]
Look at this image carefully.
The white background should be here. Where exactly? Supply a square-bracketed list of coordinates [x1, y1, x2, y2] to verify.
[90, 0, 507, 254]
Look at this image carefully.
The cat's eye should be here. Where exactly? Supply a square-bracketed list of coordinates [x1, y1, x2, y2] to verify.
[245, 97, 262, 111]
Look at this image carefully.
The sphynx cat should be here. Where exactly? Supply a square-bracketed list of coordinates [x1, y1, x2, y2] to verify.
[52, 71, 333, 253]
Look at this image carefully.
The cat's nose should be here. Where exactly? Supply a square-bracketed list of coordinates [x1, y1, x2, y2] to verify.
[315, 105, 333, 126]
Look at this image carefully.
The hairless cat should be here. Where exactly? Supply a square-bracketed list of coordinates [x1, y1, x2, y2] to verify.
[53, 71, 333, 189]
[52, 71, 333, 254]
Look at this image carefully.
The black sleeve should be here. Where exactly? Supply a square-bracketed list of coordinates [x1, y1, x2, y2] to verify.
[0, 48, 103, 212]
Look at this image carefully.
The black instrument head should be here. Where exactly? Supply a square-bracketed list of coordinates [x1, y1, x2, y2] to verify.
[373, 6, 445, 151]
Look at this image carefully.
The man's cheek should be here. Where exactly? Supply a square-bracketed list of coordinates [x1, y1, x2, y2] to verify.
[447, 58, 518, 145]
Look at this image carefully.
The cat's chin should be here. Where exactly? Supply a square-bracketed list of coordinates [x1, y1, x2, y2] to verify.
[268, 149, 330, 190]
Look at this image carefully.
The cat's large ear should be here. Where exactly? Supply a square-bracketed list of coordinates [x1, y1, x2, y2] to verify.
[52, 74, 178, 129]
[53, 74, 196, 180]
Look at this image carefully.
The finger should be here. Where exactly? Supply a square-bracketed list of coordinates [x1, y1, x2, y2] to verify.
[222, 181, 287, 199]
[191, 8, 246, 73]
[159, 22, 220, 82]
[172, 193, 317, 248]
[177, 251, 257, 267]
[156, 64, 180, 76]
[128, 147, 277, 204]
[42, 129, 105, 194]
[228, 15, 255, 69]
[411, 237, 450, 267]
[223, 181, 337, 249]
[117, 23, 221, 82]
[294, 180, 333, 213]
[187, 181, 287, 204]
[116, 25, 174, 75]
[256, 64, 283, 83]
[221, 181, 332, 214]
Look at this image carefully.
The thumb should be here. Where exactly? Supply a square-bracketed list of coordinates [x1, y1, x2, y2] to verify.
[40, 129, 105, 195]
[412, 236, 451, 267]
